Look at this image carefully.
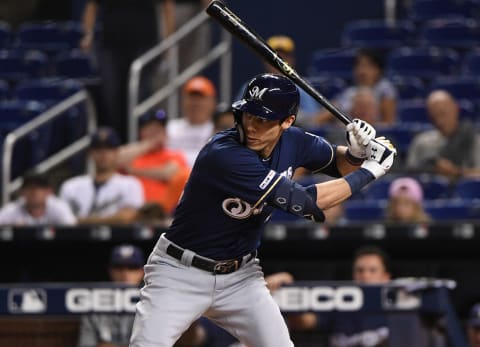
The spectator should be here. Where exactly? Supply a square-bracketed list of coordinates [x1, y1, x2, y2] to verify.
[0, 172, 76, 226]
[385, 177, 430, 224]
[288, 246, 391, 347]
[119, 110, 190, 213]
[213, 104, 235, 134]
[406, 90, 480, 180]
[235, 35, 320, 127]
[135, 202, 169, 226]
[316, 48, 397, 126]
[80, 0, 162, 142]
[78, 244, 205, 347]
[59, 127, 144, 225]
[467, 303, 480, 347]
[167, 76, 216, 167]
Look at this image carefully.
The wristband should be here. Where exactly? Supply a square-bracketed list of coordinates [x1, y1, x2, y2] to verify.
[345, 149, 364, 166]
[344, 168, 375, 194]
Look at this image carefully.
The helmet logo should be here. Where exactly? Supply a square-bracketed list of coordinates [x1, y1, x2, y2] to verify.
[249, 86, 268, 101]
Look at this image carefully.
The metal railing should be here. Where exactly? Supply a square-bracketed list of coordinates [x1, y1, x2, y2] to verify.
[128, 10, 232, 142]
[2, 90, 97, 205]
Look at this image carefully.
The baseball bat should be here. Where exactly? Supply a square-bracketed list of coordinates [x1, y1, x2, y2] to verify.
[206, 0, 352, 125]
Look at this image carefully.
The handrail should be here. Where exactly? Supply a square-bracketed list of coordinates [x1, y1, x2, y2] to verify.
[128, 10, 232, 142]
[2, 90, 97, 205]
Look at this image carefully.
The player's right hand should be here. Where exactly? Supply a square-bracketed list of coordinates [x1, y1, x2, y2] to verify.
[360, 137, 396, 178]
[345, 118, 376, 159]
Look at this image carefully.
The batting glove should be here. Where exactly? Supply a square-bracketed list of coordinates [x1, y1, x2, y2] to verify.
[361, 137, 396, 179]
[345, 119, 376, 160]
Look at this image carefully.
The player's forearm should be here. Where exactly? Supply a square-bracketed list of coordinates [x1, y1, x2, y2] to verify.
[77, 208, 138, 225]
[336, 146, 364, 176]
[314, 178, 352, 210]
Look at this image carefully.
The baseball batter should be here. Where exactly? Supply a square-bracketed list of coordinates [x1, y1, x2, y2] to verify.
[130, 73, 396, 347]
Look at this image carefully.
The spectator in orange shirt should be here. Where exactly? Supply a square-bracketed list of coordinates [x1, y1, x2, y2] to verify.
[119, 110, 190, 213]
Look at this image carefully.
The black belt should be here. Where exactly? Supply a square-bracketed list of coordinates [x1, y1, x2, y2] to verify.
[166, 243, 256, 275]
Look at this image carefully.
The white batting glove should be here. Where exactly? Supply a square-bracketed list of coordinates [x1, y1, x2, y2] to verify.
[345, 119, 376, 159]
[361, 137, 397, 178]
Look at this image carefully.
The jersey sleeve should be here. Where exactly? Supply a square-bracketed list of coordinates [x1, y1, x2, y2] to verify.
[121, 176, 145, 209]
[206, 143, 283, 208]
[296, 129, 336, 174]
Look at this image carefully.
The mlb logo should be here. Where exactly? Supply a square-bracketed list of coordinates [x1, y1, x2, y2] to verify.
[8, 289, 47, 313]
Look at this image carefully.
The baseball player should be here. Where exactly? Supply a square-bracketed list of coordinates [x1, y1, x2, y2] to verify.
[130, 73, 396, 347]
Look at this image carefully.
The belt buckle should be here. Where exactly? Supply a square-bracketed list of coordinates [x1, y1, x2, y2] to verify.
[213, 260, 239, 274]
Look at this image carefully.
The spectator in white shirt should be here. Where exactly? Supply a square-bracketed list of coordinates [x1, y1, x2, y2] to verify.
[60, 127, 144, 225]
[0, 172, 76, 226]
[167, 76, 216, 167]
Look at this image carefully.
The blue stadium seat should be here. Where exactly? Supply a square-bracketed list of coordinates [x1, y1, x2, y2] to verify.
[17, 21, 78, 53]
[0, 100, 46, 132]
[421, 19, 480, 50]
[409, 0, 472, 21]
[376, 124, 423, 154]
[425, 199, 479, 220]
[397, 98, 475, 124]
[362, 179, 392, 200]
[392, 76, 426, 100]
[63, 21, 84, 49]
[0, 50, 48, 81]
[55, 49, 97, 79]
[344, 200, 387, 222]
[387, 47, 460, 79]
[430, 76, 480, 100]
[309, 77, 346, 99]
[342, 20, 415, 49]
[14, 78, 82, 105]
[464, 50, 480, 75]
[0, 80, 9, 100]
[453, 179, 480, 200]
[416, 174, 451, 199]
[0, 21, 11, 49]
[308, 49, 356, 80]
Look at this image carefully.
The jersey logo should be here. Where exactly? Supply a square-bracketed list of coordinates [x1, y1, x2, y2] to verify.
[249, 86, 268, 101]
[222, 198, 264, 219]
[259, 170, 276, 190]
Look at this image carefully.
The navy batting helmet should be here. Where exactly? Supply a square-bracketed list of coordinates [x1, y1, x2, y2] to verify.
[232, 73, 300, 123]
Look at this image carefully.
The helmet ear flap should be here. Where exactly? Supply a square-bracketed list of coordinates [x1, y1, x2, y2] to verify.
[233, 109, 245, 143]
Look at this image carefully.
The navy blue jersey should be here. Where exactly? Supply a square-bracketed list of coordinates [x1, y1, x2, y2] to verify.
[166, 127, 335, 259]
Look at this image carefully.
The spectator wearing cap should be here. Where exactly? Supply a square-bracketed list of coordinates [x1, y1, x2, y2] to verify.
[467, 303, 480, 347]
[117, 110, 190, 213]
[235, 35, 320, 127]
[167, 76, 216, 167]
[0, 172, 76, 226]
[385, 177, 430, 224]
[406, 90, 480, 181]
[59, 127, 144, 225]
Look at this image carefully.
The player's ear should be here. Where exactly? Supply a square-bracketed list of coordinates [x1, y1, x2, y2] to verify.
[281, 115, 295, 130]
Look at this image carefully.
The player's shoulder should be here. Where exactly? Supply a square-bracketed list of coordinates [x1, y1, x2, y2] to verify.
[201, 129, 258, 166]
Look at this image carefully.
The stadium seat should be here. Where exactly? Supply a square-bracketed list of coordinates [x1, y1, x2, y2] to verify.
[376, 124, 423, 154]
[409, 0, 472, 22]
[397, 98, 475, 124]
[453, 179, 480, 200]
[344, 200, 387, 222]
[309, 77, 346, 99]
[430, 76, 480, 100]
[416, 174, 451, 199]
[0, 100, 46, 132]
[308, 49, 356, 80]
[17, 21, 83, 53]
[425, 199, 479, 220]
[55, 49, 97, 79]
[14, 78, 83, 105]
[0, 80, 9, 100]
[421, 19, 480, 50]
[392, 76, 426, 100]
[0, 50, 48, 81]
[342, 20, 415, 49]
[464, 50, 480, 75]
[387, 47, 460, 80]
[0, 21, 11, 49]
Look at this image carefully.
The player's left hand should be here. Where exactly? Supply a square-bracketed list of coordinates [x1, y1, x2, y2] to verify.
[346, 119, 376, 159]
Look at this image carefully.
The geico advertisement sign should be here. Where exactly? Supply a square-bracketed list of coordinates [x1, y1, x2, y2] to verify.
[273, 286, 363, 311]
[66, 288, 139, 313]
